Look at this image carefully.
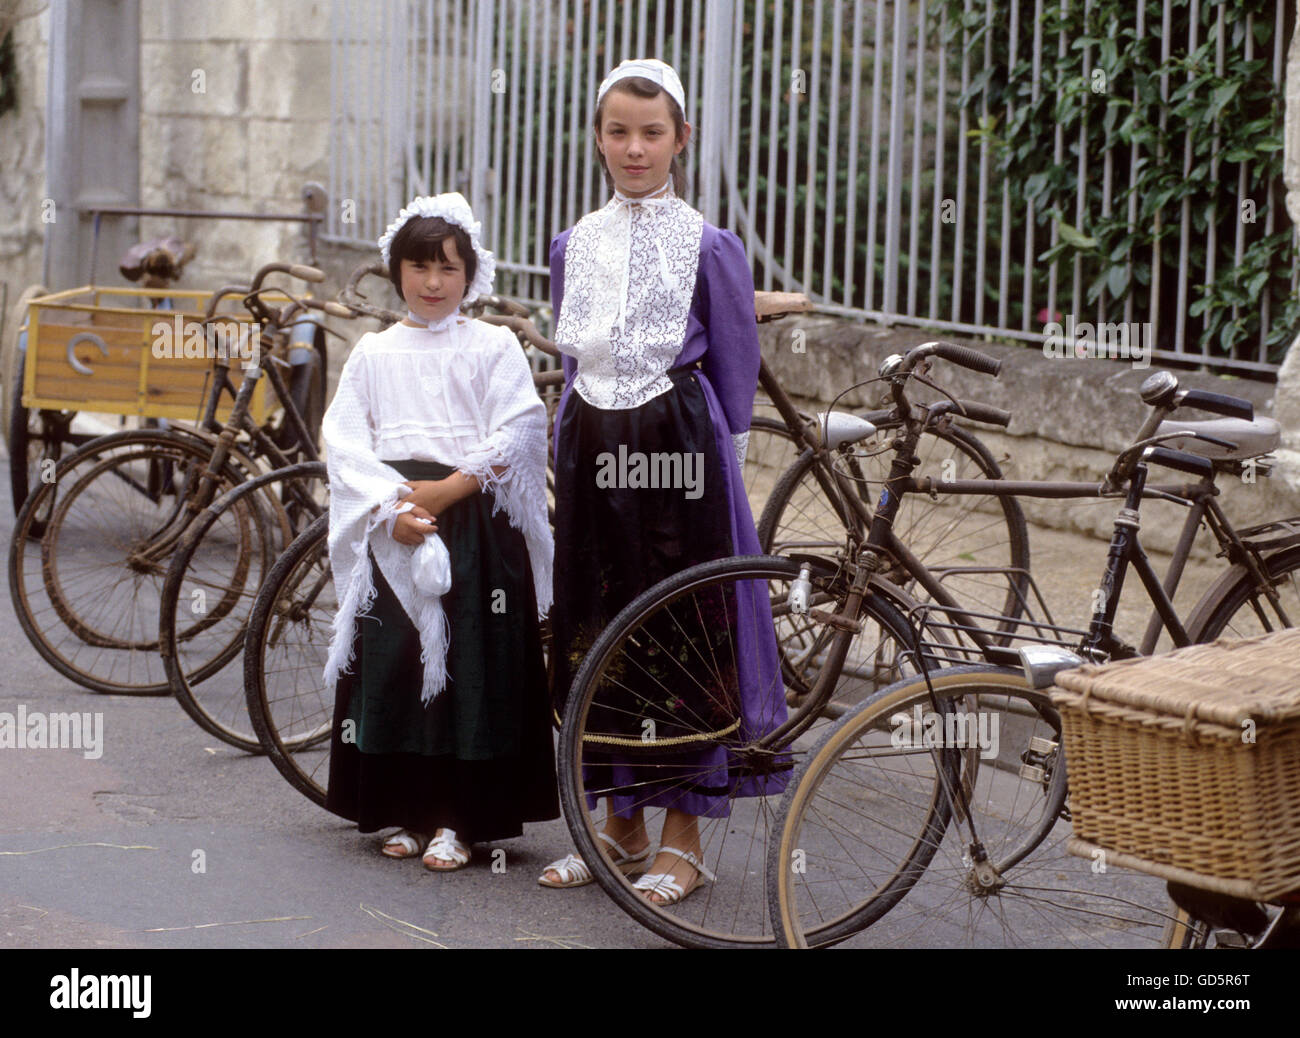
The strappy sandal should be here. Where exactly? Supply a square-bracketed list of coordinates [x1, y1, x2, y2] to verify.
[381, 829, 429, 859]
[537, 832, 652, 888]
[422, 829, 471, 872]
[633, 847, 716, 906]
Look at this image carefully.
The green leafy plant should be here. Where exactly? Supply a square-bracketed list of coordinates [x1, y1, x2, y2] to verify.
[937, 0, 1296, 368]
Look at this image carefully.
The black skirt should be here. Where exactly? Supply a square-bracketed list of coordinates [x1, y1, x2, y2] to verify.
[324, 459, 559, 843]
[550, 369, 735, 724]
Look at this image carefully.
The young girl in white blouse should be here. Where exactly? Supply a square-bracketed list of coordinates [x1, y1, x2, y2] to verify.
[321, 193, 558, 871]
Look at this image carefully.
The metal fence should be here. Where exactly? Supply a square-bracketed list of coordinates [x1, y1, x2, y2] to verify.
[326, 0, 1296, 374]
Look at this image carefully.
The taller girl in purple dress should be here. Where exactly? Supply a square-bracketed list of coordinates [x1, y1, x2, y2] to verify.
[539, 58, 785, 904]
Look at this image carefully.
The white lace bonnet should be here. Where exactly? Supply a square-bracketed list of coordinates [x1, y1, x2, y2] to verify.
[377, 192, 496, 305]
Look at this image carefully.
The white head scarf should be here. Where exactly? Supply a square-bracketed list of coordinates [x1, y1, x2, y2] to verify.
[377, 192, 496, 305]
[597, 58, 687, 116]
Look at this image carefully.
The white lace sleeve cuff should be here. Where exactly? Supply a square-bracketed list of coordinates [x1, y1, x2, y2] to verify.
[731, 431, 749, 469]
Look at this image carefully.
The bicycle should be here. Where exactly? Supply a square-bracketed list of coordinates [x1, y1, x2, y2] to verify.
[8, 261, 336, 696]
[556, 342, 1292, 949]
[764, 363, 1294, 947]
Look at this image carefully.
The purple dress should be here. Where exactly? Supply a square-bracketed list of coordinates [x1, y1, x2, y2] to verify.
[549, 219, 788, 819]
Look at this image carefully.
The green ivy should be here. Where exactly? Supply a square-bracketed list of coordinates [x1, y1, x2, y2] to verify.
[940, 0, 1298, 368]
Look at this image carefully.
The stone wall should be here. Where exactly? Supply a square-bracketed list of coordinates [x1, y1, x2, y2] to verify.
[0, 1, 51, 310]
[136, 0, 334, 284]
[758, 316, 1299, 558]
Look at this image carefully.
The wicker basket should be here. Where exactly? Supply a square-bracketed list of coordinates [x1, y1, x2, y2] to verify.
[1050, 627, 1300, 901]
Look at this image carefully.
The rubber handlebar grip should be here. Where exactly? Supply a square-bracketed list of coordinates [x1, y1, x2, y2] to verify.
[954, 400, 1012, 428]
[287, 264, 326, 283]
[1143, 446, 1215, 479]
[932, 342, 1002, 377]
[1176, 389, 1253, 422]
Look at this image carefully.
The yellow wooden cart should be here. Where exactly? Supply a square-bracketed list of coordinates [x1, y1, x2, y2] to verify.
[6, 283, 322, 526]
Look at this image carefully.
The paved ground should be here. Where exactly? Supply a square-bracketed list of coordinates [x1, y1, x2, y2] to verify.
[0, 435, 1224, 950]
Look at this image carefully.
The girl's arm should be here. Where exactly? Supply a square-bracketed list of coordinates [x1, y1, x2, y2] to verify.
[322, 344, 416, 527]
[697, 229, 761, 463]
[400, 466, 506, 516]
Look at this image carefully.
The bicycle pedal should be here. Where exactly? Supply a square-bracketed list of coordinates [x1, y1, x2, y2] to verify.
[1019, 763, 1045, 782]
[1027, 736, 1057, 755]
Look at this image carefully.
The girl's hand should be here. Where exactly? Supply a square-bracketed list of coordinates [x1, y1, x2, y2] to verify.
[391, 504, 439, 545]
[400, 472, 487, 517]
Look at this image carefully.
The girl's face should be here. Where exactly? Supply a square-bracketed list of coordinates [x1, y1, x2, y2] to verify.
[400, 238, 467, 323]
[595, 89, 690, 198]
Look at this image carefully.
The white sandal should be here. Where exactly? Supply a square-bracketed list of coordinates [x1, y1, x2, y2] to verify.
[422, 829, 471, 871]
[537, 832, 651, 888]
[633, 847, 716, 906]
[381, 829, 428, 859]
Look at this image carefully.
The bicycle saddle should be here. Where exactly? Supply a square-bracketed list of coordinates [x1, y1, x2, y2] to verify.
[1154, 415, 1280, 461]
[119, 235, 198, 287]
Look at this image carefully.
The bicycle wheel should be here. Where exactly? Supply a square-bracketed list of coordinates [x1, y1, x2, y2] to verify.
[758, 422, 1031, 631]
[8, 430, 256, 694]
[160, 462, 327, 751]
[556, 554, 922, 949]
[767, 665, 1176, 948]
[1186, 544, 1300, 643]
[244, 513, 336, 805]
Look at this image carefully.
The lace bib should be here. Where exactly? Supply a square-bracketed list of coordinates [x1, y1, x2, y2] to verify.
[554, 196, 704, 410]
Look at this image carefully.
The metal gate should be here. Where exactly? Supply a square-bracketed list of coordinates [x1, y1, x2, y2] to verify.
[326, 0, 1295, 373]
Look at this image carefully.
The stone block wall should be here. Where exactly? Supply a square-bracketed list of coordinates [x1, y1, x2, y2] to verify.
[0, 2, 51, 308]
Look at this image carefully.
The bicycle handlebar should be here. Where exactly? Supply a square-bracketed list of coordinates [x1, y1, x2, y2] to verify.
[1143, 446, 1216, 480]
[1175, 388, 1253, 422]
[951, 400, 1012, 428]
[905, 341, 1002, 377]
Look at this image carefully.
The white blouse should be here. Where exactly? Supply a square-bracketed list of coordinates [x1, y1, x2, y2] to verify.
[321, 316, 553, 703]
[331, 318, 541, 464]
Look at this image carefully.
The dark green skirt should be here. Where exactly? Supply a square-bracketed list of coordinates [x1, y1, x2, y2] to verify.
[324, 459, 558, 843]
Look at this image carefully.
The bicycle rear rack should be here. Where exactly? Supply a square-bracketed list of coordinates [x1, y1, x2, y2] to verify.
[1237, 516, 1300, 553]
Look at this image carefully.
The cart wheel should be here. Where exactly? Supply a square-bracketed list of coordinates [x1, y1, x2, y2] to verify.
[3, 285, 70, 533]
[2, 283, 46, 448]
[8, 354, 74, 538]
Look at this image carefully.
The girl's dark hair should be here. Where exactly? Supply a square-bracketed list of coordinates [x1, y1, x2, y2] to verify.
[593, 76, 688, 197]
[386, 216, 477, 301]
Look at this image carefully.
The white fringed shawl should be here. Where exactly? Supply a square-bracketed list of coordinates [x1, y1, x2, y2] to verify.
[322, 317, 553, 704]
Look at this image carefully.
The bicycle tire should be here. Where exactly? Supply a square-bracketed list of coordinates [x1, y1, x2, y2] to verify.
[757, 421, 1031, 634]
[161, 462, 327, 751]
[244, 513, 336, 805]
[1185, 544, 1300, 644]
[275, 343, 326, 460]
[767, 665, 1177, 948]
[8, 430, 256, 695]
[556, 553, 922, 949]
